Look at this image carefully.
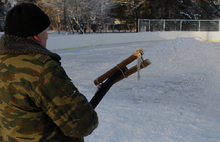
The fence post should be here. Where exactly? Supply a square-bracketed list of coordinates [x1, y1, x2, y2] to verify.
[180, 20, 182, 31]
[163, 20, 165, 31]
[198, 20, 200, 31]
[113, 23, 115, 33]
[138, 19, 140, 32]
[149, 20, 151, 32]
[58, 22, 60, 34]
[219, 20, 220, 31]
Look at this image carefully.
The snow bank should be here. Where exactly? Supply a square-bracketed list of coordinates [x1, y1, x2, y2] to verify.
[145, 37, 215, 75]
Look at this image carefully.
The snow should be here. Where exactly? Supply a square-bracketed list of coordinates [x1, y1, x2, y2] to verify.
[50, 37, 220, 142]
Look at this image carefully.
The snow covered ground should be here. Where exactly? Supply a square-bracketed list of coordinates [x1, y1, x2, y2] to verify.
[51, 37, 220, 142]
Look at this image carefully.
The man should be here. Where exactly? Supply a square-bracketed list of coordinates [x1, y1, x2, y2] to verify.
[0, 3, 98, 142]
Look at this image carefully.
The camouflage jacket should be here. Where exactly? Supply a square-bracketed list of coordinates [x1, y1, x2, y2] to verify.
[0, 35, 98, 142]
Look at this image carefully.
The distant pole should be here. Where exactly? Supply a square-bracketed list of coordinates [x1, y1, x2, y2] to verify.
[57, 10, 61, 34]
[219, 20, 220, 31]
[180, 20, 182, 31]
[64, 0, 68, 32]
[163, 20, 165, 31]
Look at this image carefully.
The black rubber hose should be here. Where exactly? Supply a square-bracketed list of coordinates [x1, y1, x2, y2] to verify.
[90, 67, 128, 109]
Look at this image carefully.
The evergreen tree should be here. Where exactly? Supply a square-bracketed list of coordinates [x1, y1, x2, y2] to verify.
[196, 0, 220, 19]
[0, 0, 4, 16]
[0, 0, 6, 31]
[112, 0, 220, 21]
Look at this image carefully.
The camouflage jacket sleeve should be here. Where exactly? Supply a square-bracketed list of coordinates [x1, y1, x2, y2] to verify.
[34, 56, 98, 138]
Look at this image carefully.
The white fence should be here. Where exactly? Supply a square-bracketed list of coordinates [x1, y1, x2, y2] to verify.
[138, 19, 220, 32]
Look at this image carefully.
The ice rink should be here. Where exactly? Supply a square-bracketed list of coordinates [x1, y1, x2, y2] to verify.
[52, 37, 220, 142]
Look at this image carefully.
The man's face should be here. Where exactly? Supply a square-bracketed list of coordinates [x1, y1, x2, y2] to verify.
[37, 27, 49, 48]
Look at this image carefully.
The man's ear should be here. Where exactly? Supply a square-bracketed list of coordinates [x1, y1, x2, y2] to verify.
[33, 35, 39, 42]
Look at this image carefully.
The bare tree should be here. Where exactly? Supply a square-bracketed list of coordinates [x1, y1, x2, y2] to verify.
[35, 0, 116, 32]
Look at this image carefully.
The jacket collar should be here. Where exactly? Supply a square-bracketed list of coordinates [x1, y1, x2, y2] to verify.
[0, 34, 61, 62]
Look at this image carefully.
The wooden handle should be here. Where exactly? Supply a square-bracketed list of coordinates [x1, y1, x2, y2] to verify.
[115, 59, 151, 83]
[94, 54, 139, 86]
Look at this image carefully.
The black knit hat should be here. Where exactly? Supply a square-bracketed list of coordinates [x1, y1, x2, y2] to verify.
[4, 3, 50, 37]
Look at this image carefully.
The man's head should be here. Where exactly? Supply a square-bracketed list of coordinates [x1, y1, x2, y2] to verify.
[4, 3, 50, 47]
